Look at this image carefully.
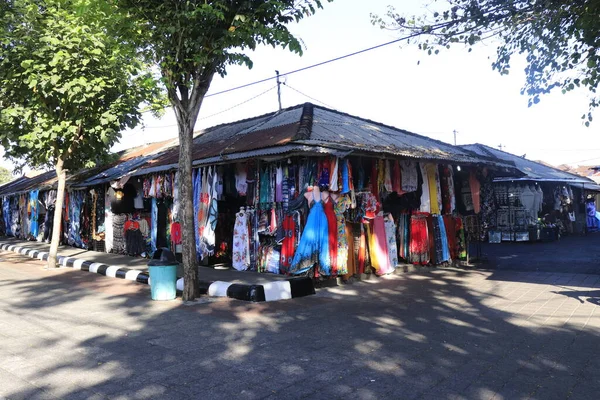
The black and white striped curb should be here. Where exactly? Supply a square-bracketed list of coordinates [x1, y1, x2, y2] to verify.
[0, 242, 315, 302]
[0, 242, 153, 284]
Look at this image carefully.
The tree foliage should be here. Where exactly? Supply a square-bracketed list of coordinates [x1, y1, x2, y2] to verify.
[0, 0, 164, 268]
[0, 0, 163, 171]
[373, 0, 600, 125]
[117, 0, 330, 301]
[0, 167, 13, 185]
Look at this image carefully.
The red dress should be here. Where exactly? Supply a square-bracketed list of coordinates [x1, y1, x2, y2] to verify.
[280, 215, 296, 274]
[323, 197, 338, 275]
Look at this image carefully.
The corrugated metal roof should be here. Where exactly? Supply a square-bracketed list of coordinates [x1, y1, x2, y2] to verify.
[0, 170, 57, 197]
[309, 107, 489, 163]
[70, 139, 176, 187]
[0, 103, 524, 196]
[133, 103, 519, 176]
[462, 143, 596, 184]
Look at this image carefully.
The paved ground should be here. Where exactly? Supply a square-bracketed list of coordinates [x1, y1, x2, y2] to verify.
[1, 250, 600, 399]
[0, 238, 290, 285]
[479, 232, 600, 275]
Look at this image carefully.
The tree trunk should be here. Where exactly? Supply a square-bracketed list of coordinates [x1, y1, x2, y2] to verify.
[178, 120, 199, 300]
[47, 158, 66, 269]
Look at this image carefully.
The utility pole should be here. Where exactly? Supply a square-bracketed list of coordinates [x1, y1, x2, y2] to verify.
[453, 129, 458, 146]
[275, 70, 282, 111]
[498, 143, 505, 150]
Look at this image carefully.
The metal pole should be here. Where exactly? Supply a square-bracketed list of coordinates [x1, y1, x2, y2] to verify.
[453, 129, 457, 145]
[275, 70, 282, 111]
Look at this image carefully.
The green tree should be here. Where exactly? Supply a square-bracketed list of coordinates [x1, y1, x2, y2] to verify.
[0, 0, 162, 268]
[0, 167, 13, 185]
[117, 0, 331, 301]
[373, 0, 600, 124]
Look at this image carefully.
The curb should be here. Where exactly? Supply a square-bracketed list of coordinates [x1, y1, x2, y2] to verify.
[0, 242, 315, 302]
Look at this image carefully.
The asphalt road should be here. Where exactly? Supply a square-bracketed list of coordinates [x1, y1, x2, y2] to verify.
[1, 250, 599, 400]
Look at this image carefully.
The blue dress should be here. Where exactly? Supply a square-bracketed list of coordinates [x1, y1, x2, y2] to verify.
[290, 192, 331, 275]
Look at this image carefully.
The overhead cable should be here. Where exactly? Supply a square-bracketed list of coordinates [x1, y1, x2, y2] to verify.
[204, 31, 426, 98]
[283, 83, 337, 110]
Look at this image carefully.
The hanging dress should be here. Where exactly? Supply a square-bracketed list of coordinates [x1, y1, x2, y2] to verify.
[280, 215, 296, 274]
[469, 171, 481, 214]
[400, 161, 418, 192]
[289, 192, 331, 275]
[334, 195, 352, 275]
[151, 197, 158, 253]
[232, 211, 250, 271]
[384, 214, 399, 268]
[201, 166, 218, 257]
[323, 195, 338, 275]
[193, 168, 203, 258]
[419, 163, 431, 212]
[29, 190, 39, 238]
[410, 213, 430, 265]
[426, 164, 442, 215]
[370, 215, 394, 275]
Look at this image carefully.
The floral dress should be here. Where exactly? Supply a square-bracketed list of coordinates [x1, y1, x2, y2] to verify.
[232, 211, 250, 271]
[384, 214, 399, 268]
[334, 195, 352, 275]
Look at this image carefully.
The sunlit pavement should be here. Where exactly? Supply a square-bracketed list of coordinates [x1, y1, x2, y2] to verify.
[1, 250, 599, 400]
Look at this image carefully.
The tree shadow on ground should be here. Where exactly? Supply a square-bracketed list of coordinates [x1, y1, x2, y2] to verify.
[1, 252, 600, 400]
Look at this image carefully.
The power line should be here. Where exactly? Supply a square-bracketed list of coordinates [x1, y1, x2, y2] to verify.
[204, 30, 427, 98]
[199, 85, 276, 120]
[142, 29, 428, 114]
[283, 83, 337, 109]
[565, 156, 600, 165]
[128, 85, 277, 135]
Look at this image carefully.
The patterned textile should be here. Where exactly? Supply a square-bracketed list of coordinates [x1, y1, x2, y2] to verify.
[426, 164, 442, 215]
[371, 216, 394, 275]
[232, 210, 250, 271]
[68, 190, 85, 248]
[469, 170, 481, 214]
[3, 198, 11, 236]
[397, 213, 410, 260]
[400, 161, 418, 192]
[480, 177, 497, 234]
[437, 215, 450, 262]
[334, 195, 352, 275]
[419, 163, 431, 213]
[125, 228, 145, 256]
[440, 165, 456, 214]
[290, 192, 331, 275]
[112, 214, 127, 254]
[430, 216, 445, 264]
[151, 198, 157, 253]
[280, 215, 296, 274]
[410, 213, 429, 265]
[193, 168, 203, 259]
[343, 223, 357, 278]
[384, 214, 398, 268]
[330, 157, 339, 192]
[29, 190, 39, 238]
[201, 166, 218, 257]
[443, 215, 458, 260]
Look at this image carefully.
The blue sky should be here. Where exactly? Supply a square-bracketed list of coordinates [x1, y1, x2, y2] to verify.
[4, 0, 599, 171]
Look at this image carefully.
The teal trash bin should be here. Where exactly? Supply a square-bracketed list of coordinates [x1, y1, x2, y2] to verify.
[148, 248, 178, 301]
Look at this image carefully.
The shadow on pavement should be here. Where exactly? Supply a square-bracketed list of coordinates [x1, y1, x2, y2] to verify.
[479, 232, 600, 275]
[1, 253, 599, 399]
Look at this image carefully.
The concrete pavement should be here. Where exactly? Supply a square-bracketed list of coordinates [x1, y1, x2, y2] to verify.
[480, 231, 600, 275]
[1, 249, 600, 399]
